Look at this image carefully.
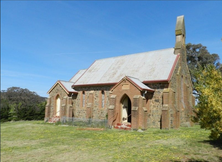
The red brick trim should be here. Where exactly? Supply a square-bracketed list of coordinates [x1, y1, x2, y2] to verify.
[73, 82, 117, 88]
[167, 55, 180, 81]
[143, 80, 169, 84]
[74, 79, 171, 87]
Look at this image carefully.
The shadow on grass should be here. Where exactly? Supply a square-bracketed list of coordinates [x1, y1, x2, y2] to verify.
[171, 140, 222, 162]
[186, 157, 222, 162]
[172, 159, 210, 162]
[201, 139, 222, 150]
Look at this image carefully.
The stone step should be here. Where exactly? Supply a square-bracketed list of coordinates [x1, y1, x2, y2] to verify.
[114, 123, 131, 130]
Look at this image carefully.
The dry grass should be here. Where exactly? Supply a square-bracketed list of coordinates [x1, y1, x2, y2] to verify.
[1, 121, 222, 162]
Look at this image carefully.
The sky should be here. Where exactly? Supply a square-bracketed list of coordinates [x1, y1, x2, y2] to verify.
[1, 1, 222, 97]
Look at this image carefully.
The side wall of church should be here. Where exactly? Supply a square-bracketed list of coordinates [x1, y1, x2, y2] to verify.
[73, 86, 113, 119]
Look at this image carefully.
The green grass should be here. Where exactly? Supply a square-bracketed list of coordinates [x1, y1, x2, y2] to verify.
[1, 121, 222, 162]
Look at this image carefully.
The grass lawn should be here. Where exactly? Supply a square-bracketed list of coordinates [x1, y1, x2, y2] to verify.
[1, 121, 222, 162]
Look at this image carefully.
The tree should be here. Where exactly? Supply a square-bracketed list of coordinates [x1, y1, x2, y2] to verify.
[0, 87, 46, 121]
[0, 98, 10, 122]
[193, 65, 222, 140]
[186, 43, 222, 86]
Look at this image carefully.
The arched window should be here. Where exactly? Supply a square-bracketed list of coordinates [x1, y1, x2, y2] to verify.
[56, 95, 60, 116]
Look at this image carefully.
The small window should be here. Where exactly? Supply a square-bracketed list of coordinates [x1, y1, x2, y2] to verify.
[101, 90, 105, 108]
[82, 91, 85, 107]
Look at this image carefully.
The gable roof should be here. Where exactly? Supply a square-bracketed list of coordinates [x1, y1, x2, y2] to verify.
[48, 80, 78, 94]
[48, 69, 86, 94]
[60, 81, 77, 93]
[74, 48, 179, 86]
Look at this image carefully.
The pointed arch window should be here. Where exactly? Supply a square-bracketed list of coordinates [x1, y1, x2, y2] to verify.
[56, 95, 60, 116]
[101, 90, 105, 108]
[82, 91, 85, 108]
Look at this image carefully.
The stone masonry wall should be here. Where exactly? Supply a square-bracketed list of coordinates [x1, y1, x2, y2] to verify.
[146, 83, 168, 128]
[49, 84, 68, 118]
[169, 48, 194, 127]
[74, 86, 113, 119]
[179, 48, 194, 125]
[169, 61, 180, 128]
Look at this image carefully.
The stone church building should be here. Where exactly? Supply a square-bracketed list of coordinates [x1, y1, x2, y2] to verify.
[45, 15, 194, 129]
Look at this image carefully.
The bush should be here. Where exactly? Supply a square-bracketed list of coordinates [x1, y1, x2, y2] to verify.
[194, 65, 222, 140]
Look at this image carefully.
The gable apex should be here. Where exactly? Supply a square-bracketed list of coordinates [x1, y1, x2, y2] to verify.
[110, 76, 154, 92]
[47, 80, 77, 95]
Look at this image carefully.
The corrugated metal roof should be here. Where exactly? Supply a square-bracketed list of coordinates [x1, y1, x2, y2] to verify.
[74, 48, 177, 86]
[69, 69, 86, 82]
[127, 76, 154, 91]
[48, 70, 85, 94]
[60, 81, 77, 93]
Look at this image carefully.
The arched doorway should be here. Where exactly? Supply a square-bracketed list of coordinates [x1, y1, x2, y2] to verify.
[56, 95, 61, 117]
[121, 95, 131, 123]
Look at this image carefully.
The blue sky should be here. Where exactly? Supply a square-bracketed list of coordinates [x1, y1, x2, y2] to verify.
[1, 1, 222, 97]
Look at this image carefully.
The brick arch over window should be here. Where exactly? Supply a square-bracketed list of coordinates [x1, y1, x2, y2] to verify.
[120, 94, 131, 104]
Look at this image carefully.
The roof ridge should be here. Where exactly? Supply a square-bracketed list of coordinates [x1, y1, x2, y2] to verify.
[95, 48, 174, 61]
